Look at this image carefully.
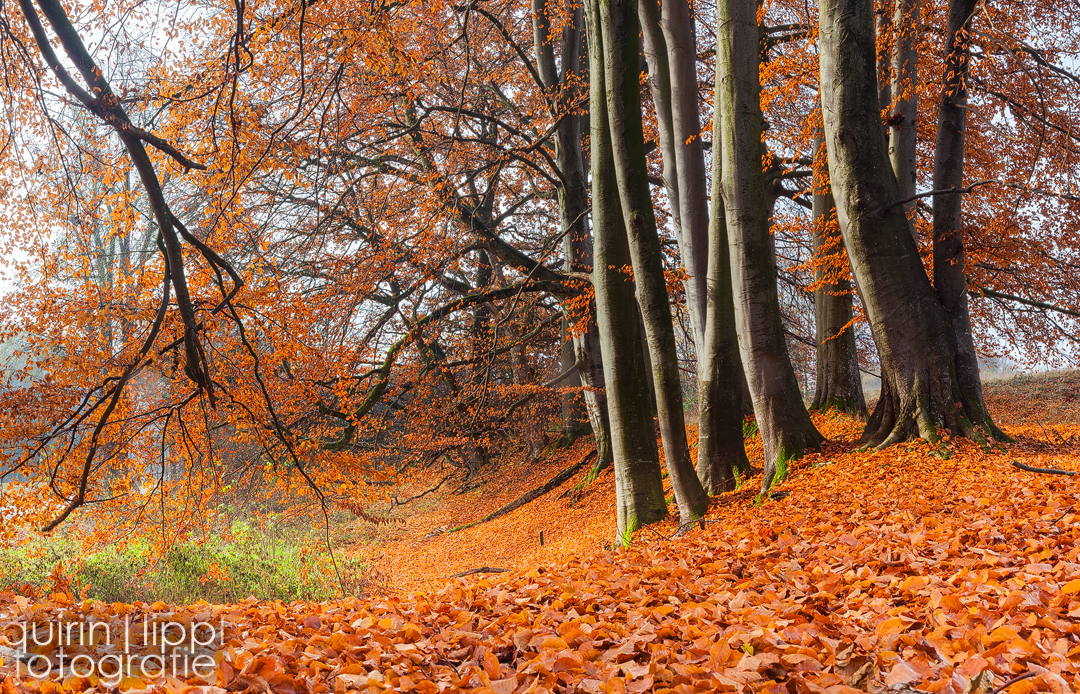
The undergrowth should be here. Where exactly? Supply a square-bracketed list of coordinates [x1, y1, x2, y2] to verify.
[0, 512, 369, 604]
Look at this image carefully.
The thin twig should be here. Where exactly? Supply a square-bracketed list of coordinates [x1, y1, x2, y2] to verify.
[876, 180, 998, 215]
[991, 672, 1037, 694]
[638, 524, 675, 542]
[1051, 505, 1073, 524]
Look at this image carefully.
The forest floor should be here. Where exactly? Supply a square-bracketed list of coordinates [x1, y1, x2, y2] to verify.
[2, 370, 1079, 693]
[359, 369, 1080, 594]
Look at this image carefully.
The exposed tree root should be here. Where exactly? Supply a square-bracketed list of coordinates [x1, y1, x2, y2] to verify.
[859, 371, 1005, 452]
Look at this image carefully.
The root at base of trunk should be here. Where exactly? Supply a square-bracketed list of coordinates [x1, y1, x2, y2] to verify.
[861, 376, 1005, 451]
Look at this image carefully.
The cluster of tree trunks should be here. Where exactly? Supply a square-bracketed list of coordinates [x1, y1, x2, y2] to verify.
[573, 0, 1006, 540]
[8, 0, 1011, 540]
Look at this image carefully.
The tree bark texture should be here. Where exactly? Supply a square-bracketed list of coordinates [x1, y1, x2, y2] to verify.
[818, 0, 997, 448]
[696, 34, 751, 494]
[587, 0, 667, 541]
[534, 0, 615, 464]
[889, 0, 918, 230]
[809, 127, 867, 416]
[718, 0, 823, 492]
[876, 0, 892, 140]
[639, 0, 709, 353]
[598, 0, 709, 524]
[931, 0, 1007, 441]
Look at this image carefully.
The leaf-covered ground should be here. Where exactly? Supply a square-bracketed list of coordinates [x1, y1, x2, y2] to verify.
[2, 372, 1079, 693]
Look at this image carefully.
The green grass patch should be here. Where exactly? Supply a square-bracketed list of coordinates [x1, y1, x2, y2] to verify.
[0, 515, 367, 604]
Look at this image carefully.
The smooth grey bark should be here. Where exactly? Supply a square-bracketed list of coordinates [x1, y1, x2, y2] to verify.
[598, 0, 709, 524]
[696, 42, 751, 494]
[587, 0, 667, 542]
[640, 0, 749, 493]
[638, 0, 709, 351]
[718, 0, 823, 492]
[818, 0, 994, 448]
[534, 0, 615, 466]
[558, 320, 590, 436]
[889, 0, 919, 229]
[931, 0, 1007, 441]
[513, 326, 547, 462]
[638, 0, 682, 249]
[809, 127, 867, 417]
[876, 0, 892, 139]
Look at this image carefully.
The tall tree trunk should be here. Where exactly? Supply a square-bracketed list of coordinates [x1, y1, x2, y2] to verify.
[587, 0, 667, 542]
[465, 249, 495, 474]
[597, 0, 709, 525]
[809, 124, 867, 416]
[876, 0, 892, 140]
[932, 0, 1008, 441]
[640, 0, 750, 491]
[639, 0, 709, 352]
[696, 41, 751, 493]
[889, 0, 919, 230]
[818, 0, 996, 448]
[534, 0, 615, 465]
[717, 0, 823, 492]
[558, 322, 590, 436]
[512, 326, 546, 463]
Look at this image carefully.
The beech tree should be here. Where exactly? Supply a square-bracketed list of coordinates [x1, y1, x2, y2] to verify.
[531, 0, 615, 468]
[889, 0, 919, 227]
[718, 0, 822, 489]
[809, 123, 866, 416]
[594, 0, 709, 527]
[638, 0, 749, 494]
[931, 0, 1005, 441]
[638, 0, 709, 352]
[817, 0, 1004, 447]
[586, 0, 667, 540]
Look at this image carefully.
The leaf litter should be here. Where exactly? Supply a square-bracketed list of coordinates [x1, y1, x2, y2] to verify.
[1, 376, 1080, 693]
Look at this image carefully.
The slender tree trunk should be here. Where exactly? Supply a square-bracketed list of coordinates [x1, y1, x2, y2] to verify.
[876, 0, 892, 140]
[559, 322, 590, 436]
[534, 0, 615, 465]
[889, 0, 919, 230]
[696, 43, 751, 493]
[810, 125, 867, 416]
[639, 0, 709, 351]
[818, 0, 996, 448]
[598, 0, 709, 524]
[717, 0, 823, 492]
[640, 0, 750, 489]
[465, 249, 495, 474]
[587, 0, 667, 542]
[512, 328, 546, 462]
[932, 0, 1008, 441]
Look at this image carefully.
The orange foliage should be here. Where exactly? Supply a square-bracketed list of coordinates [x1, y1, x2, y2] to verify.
[2, 385, 1080, 692]
[0, 0, 1078, 554]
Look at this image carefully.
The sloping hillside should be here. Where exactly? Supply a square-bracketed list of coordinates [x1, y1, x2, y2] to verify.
[2, 372, 1078, 693]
